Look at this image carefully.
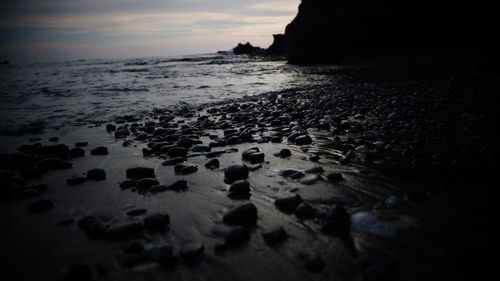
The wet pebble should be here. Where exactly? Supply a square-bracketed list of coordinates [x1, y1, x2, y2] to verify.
[126, 167, 155, 179]
[322, 205, 351, 234]
[167, 179, 188, 191]
[223, 203, 258, 225]
[304, 166, 324, 173]
[78, 216, 108, 238]
[86, 168, 106, 181]
[162, 157, 184, 166]
[180, 242, 204, 259]
[295, 203, 316, 219]
[294, 135, 312, 145]
[175, 164, 198, 175]
[120, 180, 137, 189]
[105, 221, 144, 240]
[274, 195, 303, 214]
[69, 147, 85, 158]
[276, 148, 291, 158]
[90, 146, 108, 155]
[225, 227, 250, 246]
[228, 180, 251, 199]
[136, 178, 159, 190]
[327, 172, 343, 182]
[75, 142, 88, 147]
[224, 164, 249, 183]
[205, 159, 220, 169]
[261, 226, 287, 245]
[300, 174, 321, 185]
[167, 146, 188, 157]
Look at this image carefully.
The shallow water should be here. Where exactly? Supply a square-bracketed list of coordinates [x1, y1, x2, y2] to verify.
[0, 54, 338, 134]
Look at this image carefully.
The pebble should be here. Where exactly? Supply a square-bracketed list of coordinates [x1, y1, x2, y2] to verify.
[191, 145, 211, 152]
[274, 195, 303, 214]
[228, 180, 251, 199]
[143, 213, 170, 230]
[294, 135, 312, 145]
[176, 165, 198, 175]
[136, 178, 159, 190]
[150, 184, 167, 192]
[205, 159, 220, 169]
[66, 176, 86, 185]
[206, 150, 226, 158]
[167, 146, 188, 157]
[277, 148, 291, 158]
[167, 179, 188, 191]
[120, 180, 137, 189]
[90, 146, 108, 155]
[180, 242, 204, 259]
[75, 142, 88, 147]
[322, 205, 351, 234]
[78, 216, 108, 238]
[225, 227, 250, 246]
[223, 203, 258, 225]
[126, 209, 147, 216]
[261, 226, 287, 245]
[224, 165, 249, 183]
[300, 174, 321, 185]
[48, 136, 59, 142]
[27, 199, 54, 213]
[86, 168, 106, 181]
[289, 172, 305, 179]
[126, 167, 155, 179]
[105, 221, 144, 240]
[295, 203, 316, 219]
[162, 157, 185, 166]
[304, 166, 324, 173]
[69, 147, 85, 158]
[327, 172, 343, 182]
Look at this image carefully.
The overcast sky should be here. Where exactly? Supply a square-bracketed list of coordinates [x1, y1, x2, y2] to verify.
[0, 0, 299, 63]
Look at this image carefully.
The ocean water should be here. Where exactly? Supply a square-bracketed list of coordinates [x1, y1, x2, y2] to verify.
[0, 53, 337, 134]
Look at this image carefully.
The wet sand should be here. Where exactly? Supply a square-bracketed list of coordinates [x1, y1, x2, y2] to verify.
[1, 74, 497, 281]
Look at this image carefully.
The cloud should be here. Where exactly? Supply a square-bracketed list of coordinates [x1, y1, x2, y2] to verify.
[0, 0, 300, 62]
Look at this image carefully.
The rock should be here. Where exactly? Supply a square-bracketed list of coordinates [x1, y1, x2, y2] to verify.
[294, 135, 312, 145]
[309, 155, 320, 162]
[126, 167, 155, 179]
[142, 244, 173, 262]
[290, 172, 305, 179]
[120, 180, 137, 189]
[162, 157, 185, 166]
[300, 174, 320, 185]
[228, 180, 251, 199]
[233, 42, 263, 55]
[126, 209, 147, 216]
[242, 147, 265, 163]
[295, 203, 316, 219]
[225, 227, 250, 245]
[180, 242, 204, 259]
[35, 158, 72, 171]
[224, 165, 249, 183]
[167, 179, 188, 191]
[322, 205, 351, 234]
[175, 165, 198, 175]
[223, 203, 258, 225]
[27, 199, 54, 213]
[247, 164, 262, 171]
[143, 213, 170, 230]
[274, 195, 303, 214]
[114, 129, 130, 139]
[75, 142, 88, 147]
[86, 168, 106, 181]
[266, 34, 285, 54]
[67, 176, 86, 185]
[191, 145, 211, 152]
[106, 124, 116, 131]
[167, 146, 187, 157]
[304, 166, 324, 173]
[304, 257, 325, 272]
[90, 146, 108, 155]
[69, 147, 85, 158]
[327, 172, 343, 182]
[276, 148, 291, 158]
[279, 169, 300, 177]
[136, 178, 159, 190]
[261, 226, 287, 245]
[150, 185, 167, 192]
[78, 216, 108, 238]
[205, 159, 220, 169]
[106, 221, 144, 240]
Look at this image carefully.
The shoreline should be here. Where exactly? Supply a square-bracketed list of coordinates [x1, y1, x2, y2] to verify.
[1, 71, 497, 281]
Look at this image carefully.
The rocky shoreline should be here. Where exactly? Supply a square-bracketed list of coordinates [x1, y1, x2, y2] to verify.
[1, 71, 497, 280]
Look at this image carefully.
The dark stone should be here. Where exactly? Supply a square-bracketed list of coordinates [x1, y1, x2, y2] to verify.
[126, 209, 147, 216]
[266, 34, 285, 54]
[114, 129, 130, 139]
[180, 242, 204, 259]
[327, 172, 344, 182]
[295, 203, 316, 219]
[162, 157, 184, 166]
[143, 213, 170, 230]
[105, 221, 144, 240]
[304, 257, 325, 272]
[274, 195, 303, 214]
[69, 147, 85, 158]
[136, 178, 159, 189]
[167, 179, 188, 191]
[289, 172, 305, 179]
[206, 150, 226, 158]
[205, 159, 220, 169]
[224, 165, 249, 183]
[27, 199, 54, 213]
[223, 203, 258, 225]
[228, 180, 251, 199]
[294, 135, 312, 145]
[35, 158, 72, 171]
[305, 166, 324, 173]
[67, 176, 86, 185]
[120, 180, 137, 189]
[176, 165, 198, 175]
[86, 168, 106, 181]
[75, 142, 88, 147]
[191, 145, 211, 152]
[167, 146, 188, 157]
[225, 227, 250, 245]
[279, 169, 300, 177]
[78, 216, 108, 238]
[233, 42, 263, 55]
[90, 146, 108, 155]
[106, 124, 116, 132]
[150, 185, 167, 192]
[322, 205, 351, 234]
[277, 148, 292, 158]
[261, 226, 287, 245]
[300, 174, 320, 185]
[126, 167, 155, 179]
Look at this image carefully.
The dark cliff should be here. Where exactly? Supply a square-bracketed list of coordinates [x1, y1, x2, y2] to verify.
[284, 0, 498, 64]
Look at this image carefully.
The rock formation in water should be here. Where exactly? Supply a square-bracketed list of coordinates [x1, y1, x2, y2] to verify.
[266, 34, 285, 55]
[283, 0, 497, 64]
[233, 42, 264, 55]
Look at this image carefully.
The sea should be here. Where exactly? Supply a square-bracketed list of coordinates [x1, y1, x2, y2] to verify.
[0, 53, 338, 135]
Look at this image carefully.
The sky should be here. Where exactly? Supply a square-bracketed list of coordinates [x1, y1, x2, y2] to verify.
[0, 0, 299, 63]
